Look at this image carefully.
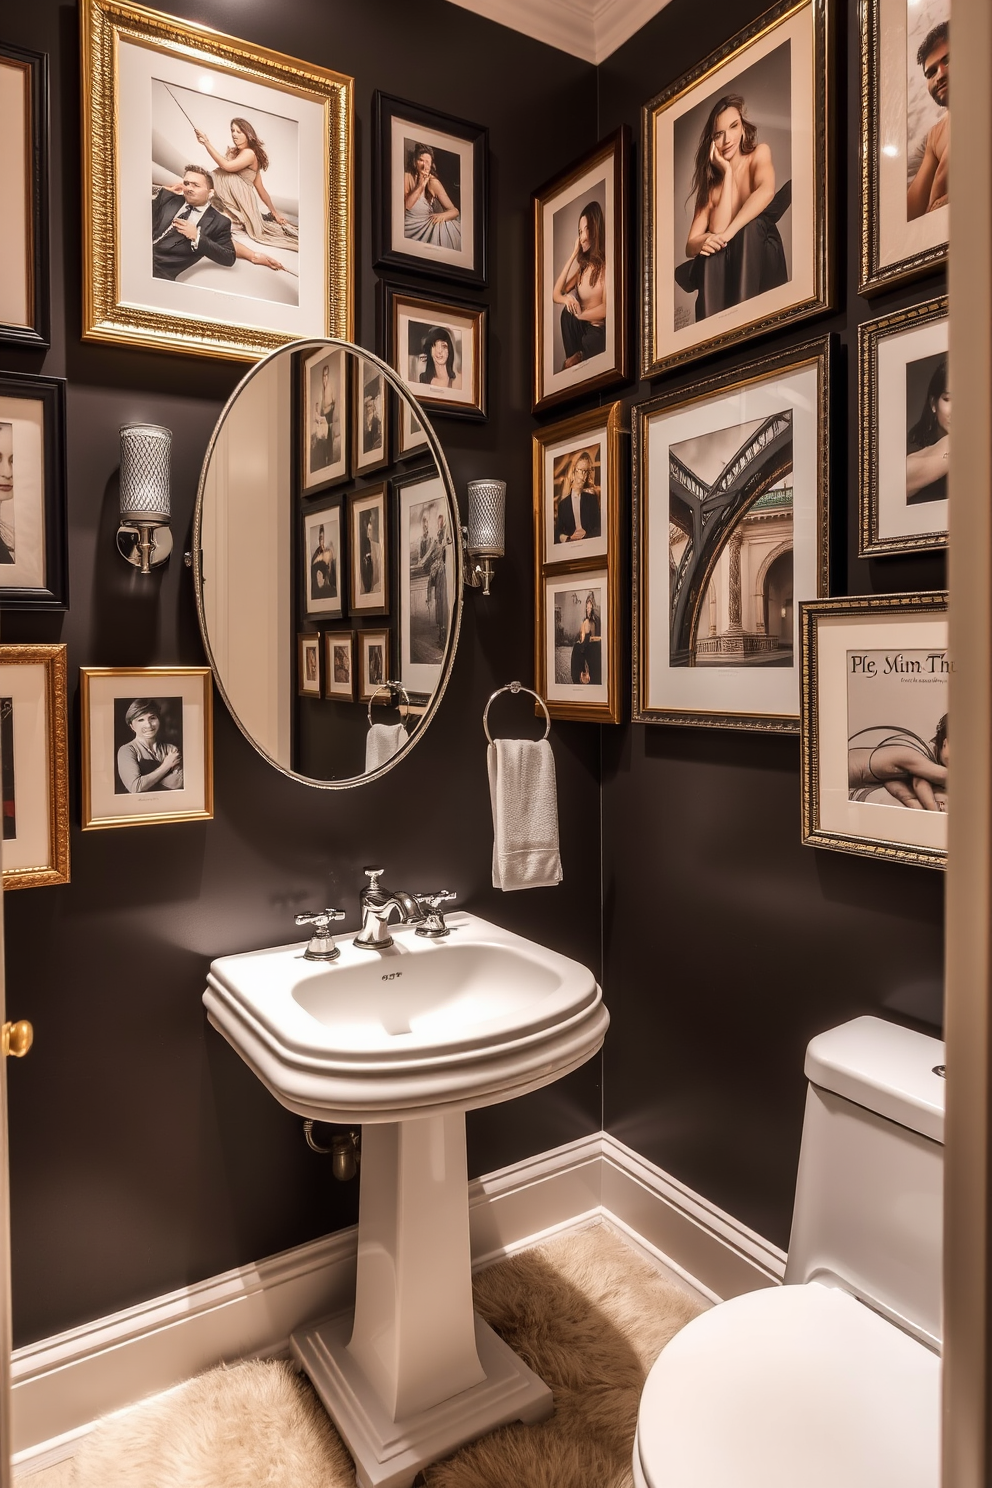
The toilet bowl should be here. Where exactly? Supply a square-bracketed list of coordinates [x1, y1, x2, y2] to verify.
[634, 1016, 944, 1488]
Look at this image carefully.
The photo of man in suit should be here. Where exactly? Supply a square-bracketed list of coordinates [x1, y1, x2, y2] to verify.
[554, 447, 602, 544]
[151, 165, 237, 281]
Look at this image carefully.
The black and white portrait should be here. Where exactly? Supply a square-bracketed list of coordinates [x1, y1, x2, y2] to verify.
[0, 421, 14, 564]
[362, 369, 384, 456]
[407, 496, 452, 666]
[349, 487, 388, 615]
[113, 696, 184, 795]
[303, 346, 347, 490]
[0, 385, 48, 593]
[304, 504, 342, 618]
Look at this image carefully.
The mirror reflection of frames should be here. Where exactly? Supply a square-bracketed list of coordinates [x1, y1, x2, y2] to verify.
[194, 339, 462, 786]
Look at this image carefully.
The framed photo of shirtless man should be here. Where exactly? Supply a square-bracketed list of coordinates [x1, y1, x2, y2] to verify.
[800, 592, 948, 868]
[532, 127, 630, 414]
[860, 0, 949, 294]
[642, 0, 829, 379]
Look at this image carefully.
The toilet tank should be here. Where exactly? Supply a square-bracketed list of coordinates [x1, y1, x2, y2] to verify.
[784, 1015, 945, 1349]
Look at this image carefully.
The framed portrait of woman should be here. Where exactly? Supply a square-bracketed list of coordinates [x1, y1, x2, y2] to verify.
[81, 0, 353, 361]
[302, 500, 343, 619]
[352, 355, 389, 476]
[859, 296, 948, 556]
[373, 92, 487, 288]
[358, 630, 391, 705]
[0, 644, 69, 889]
[0, 43, 49, 350]
[533, 402, 623, 570]
[301, 345, 348, 493]
[633, 337, 831, 732]
[0, 371, 68, 610]
[801, 592, 948, 868]
[532, 128, 629, 414]
[395, 467, 456, 700]
[860, 0, 948, 294]
[349, 485, 390, 617]
[381, 284, 487, 421]
[643, 0, 830, 378]
[324, 631, 355, 701]
[537, 570, 620, 724]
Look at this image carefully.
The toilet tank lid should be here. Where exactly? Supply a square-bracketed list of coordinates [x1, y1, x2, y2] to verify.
[805, 1016, 945, 1143]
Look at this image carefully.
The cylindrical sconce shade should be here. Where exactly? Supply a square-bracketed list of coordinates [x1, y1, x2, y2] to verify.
[120, 424, 172, 524]
[466, 479, 506, 557]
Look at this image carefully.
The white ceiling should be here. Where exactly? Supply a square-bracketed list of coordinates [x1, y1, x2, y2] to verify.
[445, 0, 671, 65]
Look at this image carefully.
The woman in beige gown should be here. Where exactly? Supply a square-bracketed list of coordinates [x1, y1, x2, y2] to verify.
[193, 118, 299, 252]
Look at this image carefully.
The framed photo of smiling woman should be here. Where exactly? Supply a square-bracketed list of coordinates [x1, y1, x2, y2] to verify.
[643, 0, 830, 378]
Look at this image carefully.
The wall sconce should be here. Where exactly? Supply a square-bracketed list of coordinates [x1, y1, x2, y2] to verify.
[117, 423, 173, 574]
[462, 479, 505, 596]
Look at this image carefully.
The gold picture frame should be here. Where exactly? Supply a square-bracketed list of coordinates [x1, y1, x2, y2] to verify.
[81, 0, 354, 361]
[81, 666, 213, 829]
[533, 401, 624, 724]
[801, 592, 948, 867]
[0, 644, 69, 889]
[642, 0, 830, 379]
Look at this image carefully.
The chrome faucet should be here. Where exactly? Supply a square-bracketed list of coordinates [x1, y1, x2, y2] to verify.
[353, 866, 426, 950]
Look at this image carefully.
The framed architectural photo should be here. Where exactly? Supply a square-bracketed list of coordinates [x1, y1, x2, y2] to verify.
[80, 0, 353, 361]
[373, 92, 487, 288]
[301, 344, 348, 493]
[633, 337, 831, 732]
[538, 570, 620, 723]
[860, 0, 948, 294]
[358, 630, 390, 704]
[396, 467, 455, 700]
[0, 645, 69, 889]
[349, 485, 389, 616]
[297, 634, 321, 697]
[534, 402, 622, 570]
[81, 667, 213, 830]
[801, 592, 948, 868]
[0, 43, 49, 349]
[353, 355, 389, 476]
[643, 0, 829, 378]
[302, 500, 343, 618]
[382, 284, 487, 420]
[0, 371, 68, 610]
[325, 630, 355, 700]
[532, 127, 629, 413]
[860, 296, 947, 557]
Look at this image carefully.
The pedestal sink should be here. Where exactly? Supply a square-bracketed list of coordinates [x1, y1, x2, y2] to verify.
[203, 911, 608, 1488]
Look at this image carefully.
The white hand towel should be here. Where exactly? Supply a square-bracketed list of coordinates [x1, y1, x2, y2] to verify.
[365, 723, 407, 773]
[487, 738, 563, 891]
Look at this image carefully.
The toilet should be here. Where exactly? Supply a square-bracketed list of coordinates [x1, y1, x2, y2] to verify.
[633, 1015, 944, 1488]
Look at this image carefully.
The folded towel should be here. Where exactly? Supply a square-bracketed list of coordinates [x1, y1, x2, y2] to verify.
[487, 738, 563, 891]
[365, 723, 407, 773]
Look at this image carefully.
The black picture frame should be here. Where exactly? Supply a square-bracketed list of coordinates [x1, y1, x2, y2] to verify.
[373, 91, 488, 288]
[0, 43, 50, 350]
[0, 371, 68, 610]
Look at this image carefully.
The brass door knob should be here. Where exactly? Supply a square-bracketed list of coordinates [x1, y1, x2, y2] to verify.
[2, 1020, 33, 1058]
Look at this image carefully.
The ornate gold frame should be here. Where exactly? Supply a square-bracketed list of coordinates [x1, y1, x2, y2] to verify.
[0, 644, 69, 889]
[80, 0, 353, 361]
[533, 401, 624, 724]
[800, 591, 948, 867]
[859, 295, 948, 557]
[80, 666, 213, 829]
[382, 283, 487, 420]
[632, 336, 832, 732]
[641, 0, 830, 379]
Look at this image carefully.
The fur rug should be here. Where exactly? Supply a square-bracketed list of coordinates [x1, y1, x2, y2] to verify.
[58, 1222, 702, 1488]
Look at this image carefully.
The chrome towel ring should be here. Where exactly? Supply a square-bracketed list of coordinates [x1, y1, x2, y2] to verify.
[482, 680, 551, 745]
[367, 679, 412, 730]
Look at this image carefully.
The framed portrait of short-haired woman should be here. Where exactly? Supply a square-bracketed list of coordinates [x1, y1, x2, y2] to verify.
[81, 0, 353, 361]
[860, 0, 949, 294]
[382, 283, 487, 421]
[643, 0, 830, 379]
[373, 92, 487, 288]
[859, 296, 948, 556]
[532, 128, 629, 414]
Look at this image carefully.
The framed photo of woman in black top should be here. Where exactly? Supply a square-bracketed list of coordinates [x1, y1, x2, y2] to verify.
[381, 283, 487, 422]
[643, 0, 829, 378]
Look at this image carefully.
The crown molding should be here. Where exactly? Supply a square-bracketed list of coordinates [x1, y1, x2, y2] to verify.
[444, 0, 671, 65]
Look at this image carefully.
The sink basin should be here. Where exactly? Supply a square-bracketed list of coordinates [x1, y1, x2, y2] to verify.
[204, 910, 608, 1123]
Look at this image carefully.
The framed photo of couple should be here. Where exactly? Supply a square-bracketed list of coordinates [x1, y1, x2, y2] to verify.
[633, 337, 831, 732]
[80, 0, 353, 361]
[532, 127, 629, 414]
[859, 296, 948, 556]
[0, 644, 69, 890]
[642, 0, 830, 378]
[860, 0, 949, 293]
[533, 402, 624, 724]
[801, 592, 948, 868]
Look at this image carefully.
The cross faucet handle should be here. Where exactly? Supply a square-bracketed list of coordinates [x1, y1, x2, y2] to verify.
[414, 890, 456, 938]
[295, 908, 346, 962]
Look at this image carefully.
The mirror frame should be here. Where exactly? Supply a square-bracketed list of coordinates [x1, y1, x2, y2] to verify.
[192, 338, 464, 788]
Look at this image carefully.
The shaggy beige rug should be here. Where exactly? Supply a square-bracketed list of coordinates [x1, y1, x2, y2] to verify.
[52, 1222, 702, 1488]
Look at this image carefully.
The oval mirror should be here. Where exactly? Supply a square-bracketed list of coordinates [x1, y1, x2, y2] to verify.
[194, 339, 462, 786]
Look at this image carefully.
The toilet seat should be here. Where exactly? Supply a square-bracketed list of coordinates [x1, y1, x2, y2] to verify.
[634, 1281, 940, 1488]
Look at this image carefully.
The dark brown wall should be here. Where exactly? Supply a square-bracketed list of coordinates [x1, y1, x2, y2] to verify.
[596, 0, 946, 1247]
[2, 0, 602, 1347]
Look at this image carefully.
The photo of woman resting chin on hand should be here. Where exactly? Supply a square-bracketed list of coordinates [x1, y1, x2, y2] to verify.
[552, 200, 607, 369]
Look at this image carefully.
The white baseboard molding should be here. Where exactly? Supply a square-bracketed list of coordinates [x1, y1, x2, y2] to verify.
[11, 1132, 785, 1466]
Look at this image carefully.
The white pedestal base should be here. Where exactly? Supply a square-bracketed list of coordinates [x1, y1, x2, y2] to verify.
[292, 1309, 553, 1488]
